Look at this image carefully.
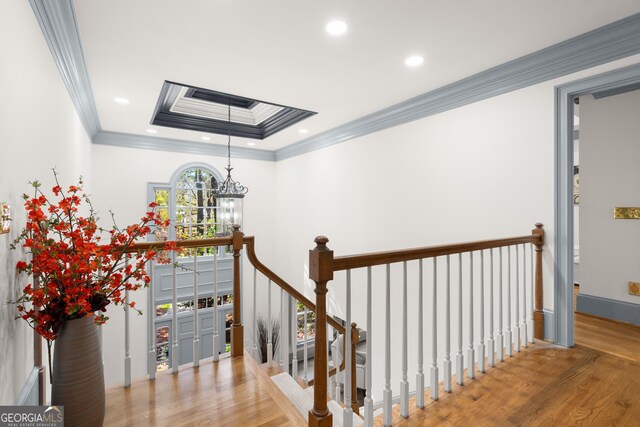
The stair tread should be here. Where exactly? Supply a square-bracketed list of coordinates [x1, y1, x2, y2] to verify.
[271, 373, 363, 426]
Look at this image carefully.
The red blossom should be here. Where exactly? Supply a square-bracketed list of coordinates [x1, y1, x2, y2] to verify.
[11, 173, 176, 341]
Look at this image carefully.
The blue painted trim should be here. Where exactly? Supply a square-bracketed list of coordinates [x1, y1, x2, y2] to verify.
[592, 81, 640, 98]
[93, 131, 275, 162]
[543, 309, 556, 343]
[15, 367, 40, 405]
[276, 12, 640, 161]
[554, 62, 640, 348]
[576, 294, 640, 326]
[29, 0, 101, 137]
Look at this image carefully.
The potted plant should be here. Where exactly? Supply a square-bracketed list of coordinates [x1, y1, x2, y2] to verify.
[12, 171, 176, 427]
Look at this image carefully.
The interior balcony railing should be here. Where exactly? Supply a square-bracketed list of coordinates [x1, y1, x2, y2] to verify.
[116, 225, 347, 392]
[307, 224, 545, 427]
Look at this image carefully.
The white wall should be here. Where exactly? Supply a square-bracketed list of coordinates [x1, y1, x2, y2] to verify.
[580, 90, 640, 304]
[0, 1, 92, 404]
[273, 55, 640, 403]
[90, 144, 276, 386]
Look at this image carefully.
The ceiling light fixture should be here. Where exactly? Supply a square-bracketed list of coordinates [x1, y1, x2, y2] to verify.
[212, 100, 248, 236]
[247, 142, 256, 146]
[298, 129, 309, 134]
[114, 97, 130, 105]
[405, 55, 424, 67]
[146, 129, 157, 134]
[201, 136, 211, 141]
[326, 20, 348, 36]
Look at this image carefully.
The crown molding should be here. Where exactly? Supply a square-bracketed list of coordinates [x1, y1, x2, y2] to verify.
[275, 12, 640, 161]
[30, 2, 640, 162]
[93, 131, 275, 162]
[30, 0, 101, 137]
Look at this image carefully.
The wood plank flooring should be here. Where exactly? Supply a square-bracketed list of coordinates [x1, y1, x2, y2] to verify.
[103, 355, 305, 427]
[375, 341, 640, 426]
[574, 284, 640, 364]
[104, 291, 640, 426]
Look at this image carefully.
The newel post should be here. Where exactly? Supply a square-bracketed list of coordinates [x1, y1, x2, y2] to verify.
[532, 223, 545, 340]
[231, 224, 244, 357]
[308, 236, 333, 427]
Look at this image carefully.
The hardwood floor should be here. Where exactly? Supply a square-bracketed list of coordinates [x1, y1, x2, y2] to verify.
[104, 355, 305, 427]
[105, 295, 640, 426]
[376, 341, 640, 426]
[574, 285, 640, 364]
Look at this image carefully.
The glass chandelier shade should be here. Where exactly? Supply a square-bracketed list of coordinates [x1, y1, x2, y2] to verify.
[213, 101, 248, 236]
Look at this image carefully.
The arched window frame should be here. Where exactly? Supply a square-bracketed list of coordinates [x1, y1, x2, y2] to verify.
[147, 162, 226, 252]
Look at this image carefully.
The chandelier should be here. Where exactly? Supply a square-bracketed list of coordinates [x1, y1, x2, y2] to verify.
[212, 101, 248, 236]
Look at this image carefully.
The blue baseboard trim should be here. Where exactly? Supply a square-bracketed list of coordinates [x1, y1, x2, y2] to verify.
[15, 367, 40, 405]
[576, 293, 640, 326]
[543, 309, 555, 342]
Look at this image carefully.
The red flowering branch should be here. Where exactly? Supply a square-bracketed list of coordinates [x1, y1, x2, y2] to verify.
[11, 171, 175, 341]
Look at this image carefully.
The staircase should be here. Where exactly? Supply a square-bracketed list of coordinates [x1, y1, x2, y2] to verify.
[271, 373, 364, 426]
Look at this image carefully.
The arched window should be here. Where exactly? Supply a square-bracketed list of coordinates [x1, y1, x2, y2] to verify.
[150, 164, 224, 248]
[148, 163, 234, 371]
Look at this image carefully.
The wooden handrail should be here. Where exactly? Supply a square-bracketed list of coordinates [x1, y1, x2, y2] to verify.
[243, 236, 346, 334]
[332, 234, 542, 271]
[308, 225, 546, 425]
[123, 236, 234, 253]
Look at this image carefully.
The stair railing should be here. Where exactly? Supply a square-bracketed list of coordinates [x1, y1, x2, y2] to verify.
[308, 224, 545, 427]
[124, 225, 355, 405]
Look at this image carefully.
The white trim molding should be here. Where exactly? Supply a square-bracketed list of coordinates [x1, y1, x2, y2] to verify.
[30, 2, 640, 162]
[94, 131, 275, 162]
[29, 0, 101, 137]
[276, 13, 640, 161]
[554, 62, 640, 347]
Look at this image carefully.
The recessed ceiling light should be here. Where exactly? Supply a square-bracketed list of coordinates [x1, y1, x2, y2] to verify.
[247, 142, 256, 146]
[405, 55, 424, 67]
[299, 129, 309, 134]
[146, 129, 157, 134]
[201, 136, 211, 141]
[114, 97, 130, 105]
[326, 20, 348, 36]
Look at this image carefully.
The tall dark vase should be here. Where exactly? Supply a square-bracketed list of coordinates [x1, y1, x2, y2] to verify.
[52, 316, 105, 427]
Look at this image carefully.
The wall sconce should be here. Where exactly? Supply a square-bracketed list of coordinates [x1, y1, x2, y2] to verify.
[1, 203, 10, 234]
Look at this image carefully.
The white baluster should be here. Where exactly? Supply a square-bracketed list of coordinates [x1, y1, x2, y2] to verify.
[467, 252, 475, 380]
[444, 255, 452, 392]
[213, 248, 219, 362]
[488, 249, 495, 368]
[365, 266, 373, 426]
[267, 279, 273, 366]
[400, 261, 409, 418]
[530, 243, 535, 343]
[280, 288, 284, 368]
[148, 260, 156, 379]
[522, 244, 528, 348]
[431, 257, 439, 400]
[253, 267, 257, 356]
[383, 264, 392, 426]
[515, 245, 521, 353]
[291, 297, 299, 379]
[456, 253, 464, 386]
[497, 248, 504, 362]
[416, 259, 425, 409]
[172, 252, 179, 373]
[344, 269, 353, 427]
[478, 250, 486, 373]
[506, 247, 512, 357]
[327, 323, 332, 400]
[193, 252, 200, 367]
[303, 303, 308, 382]
[125, 286, 131, 387]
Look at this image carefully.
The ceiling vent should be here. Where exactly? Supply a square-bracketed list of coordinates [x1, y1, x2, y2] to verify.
[151, 81, 316, 139]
